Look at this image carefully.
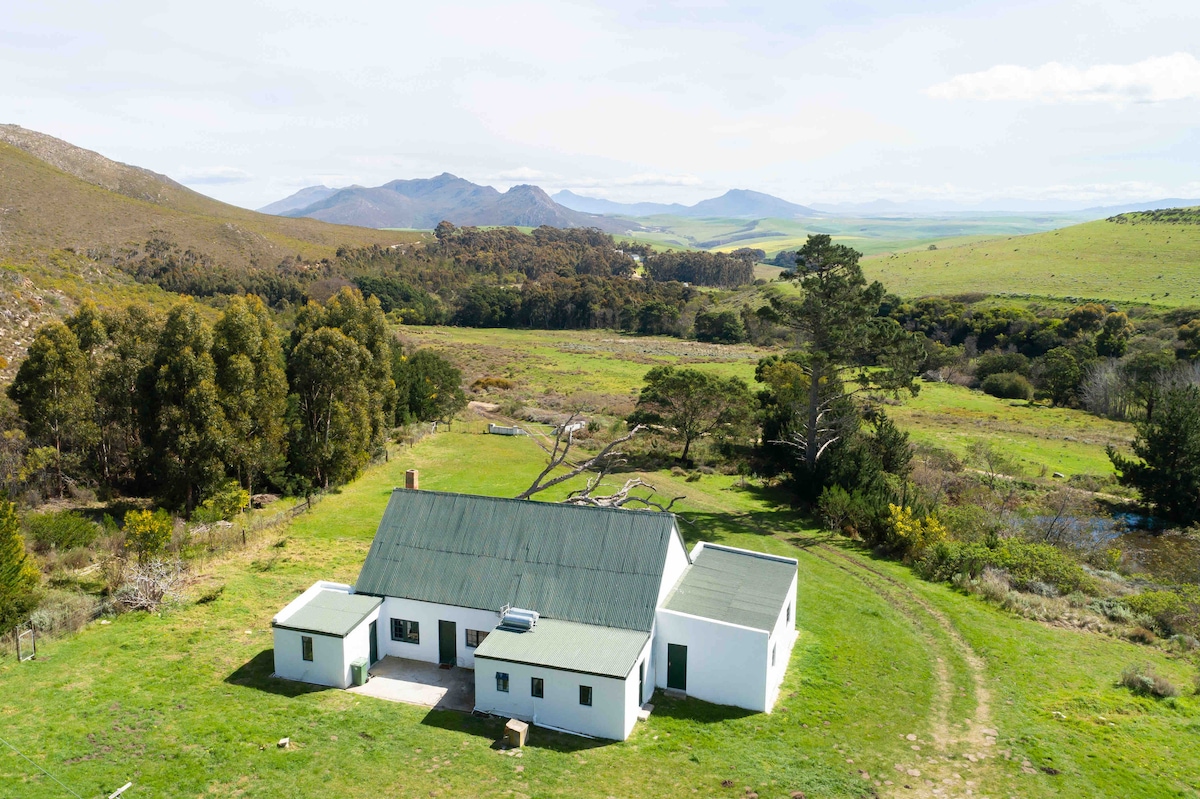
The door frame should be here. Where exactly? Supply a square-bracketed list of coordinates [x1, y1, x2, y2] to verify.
[368, 619, 379, 664]
[438, 620, 457, 666]
[666, 643, 687, 691]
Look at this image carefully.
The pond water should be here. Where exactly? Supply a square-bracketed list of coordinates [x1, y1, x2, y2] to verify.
[1112, 530, 1200, 585]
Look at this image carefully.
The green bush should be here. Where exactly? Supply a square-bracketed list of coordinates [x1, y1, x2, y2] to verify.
[916, 538, 1096, 594]
[25, 511, 99, 553]
[191, 481, 250, 524]
[1124, 587, 1200, 637]
[980, 372, 1035, 401]
[1120, 663, 1178, 698]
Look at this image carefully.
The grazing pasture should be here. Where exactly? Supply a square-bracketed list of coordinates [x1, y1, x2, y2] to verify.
[864, 216, 1200, 307]
[2, 422, 1195, 799]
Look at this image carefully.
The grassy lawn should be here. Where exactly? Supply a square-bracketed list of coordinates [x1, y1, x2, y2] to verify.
[3, 422, 1197, 798]
[864, 217, 1200, 307]
[888, 381, 1136, 478]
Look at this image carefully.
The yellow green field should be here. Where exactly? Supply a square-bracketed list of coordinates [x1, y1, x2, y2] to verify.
[865, 217, 1200, 306]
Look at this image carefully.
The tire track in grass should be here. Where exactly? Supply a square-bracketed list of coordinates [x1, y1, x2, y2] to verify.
[803, 541, 1006, 799]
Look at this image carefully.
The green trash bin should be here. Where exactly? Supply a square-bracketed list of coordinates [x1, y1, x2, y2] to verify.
[350, 657, 369, 686]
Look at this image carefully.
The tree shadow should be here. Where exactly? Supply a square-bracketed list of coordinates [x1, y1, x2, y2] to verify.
[224, 648, 332, 698]
[419, 708, 613, 752]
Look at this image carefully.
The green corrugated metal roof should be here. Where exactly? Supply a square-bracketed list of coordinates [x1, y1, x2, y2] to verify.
[354, 489, 678, 631]
[473, 618, 649, 678]
[663, 545, 796, 631]
[274, 590, 381, 637]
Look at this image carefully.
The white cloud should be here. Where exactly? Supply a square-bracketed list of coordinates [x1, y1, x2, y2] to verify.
[176, 165, 253, 185]
[928, 52, 1200, 104]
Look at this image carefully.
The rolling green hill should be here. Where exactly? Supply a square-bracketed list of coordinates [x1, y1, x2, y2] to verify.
[863, 212, 1200, 306]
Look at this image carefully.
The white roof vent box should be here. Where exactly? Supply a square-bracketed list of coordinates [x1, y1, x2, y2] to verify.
[499, 606, 540, 631]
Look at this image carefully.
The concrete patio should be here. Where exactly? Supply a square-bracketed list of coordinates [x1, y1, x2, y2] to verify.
[347, 656, 475, 712]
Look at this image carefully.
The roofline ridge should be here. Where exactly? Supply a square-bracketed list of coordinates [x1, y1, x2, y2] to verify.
[694, 541, 799, 566]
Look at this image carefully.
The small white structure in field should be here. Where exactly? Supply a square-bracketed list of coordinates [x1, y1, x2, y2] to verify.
[273, 485, 798, 739]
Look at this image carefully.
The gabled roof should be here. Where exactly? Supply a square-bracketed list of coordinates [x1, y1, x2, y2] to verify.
[473, 619, 650, 679]
[273, 590, 382, 638]
[663, 544, 796, 632]
[354, 489, 680, 632]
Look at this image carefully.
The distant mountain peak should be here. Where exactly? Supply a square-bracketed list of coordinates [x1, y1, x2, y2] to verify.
[554, 186, 816, 219]
[267, 174, 630, 232]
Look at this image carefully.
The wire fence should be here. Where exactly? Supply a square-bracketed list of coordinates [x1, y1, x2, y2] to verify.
[4, 487, 333, 658]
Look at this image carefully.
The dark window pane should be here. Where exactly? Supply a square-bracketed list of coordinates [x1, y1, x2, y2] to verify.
[301, 636, 313, 662]
[531, 677, 544, 698]
[465, 629, 489, 648]
[497, 672, 509, 692]
[579, 685, 592, 706]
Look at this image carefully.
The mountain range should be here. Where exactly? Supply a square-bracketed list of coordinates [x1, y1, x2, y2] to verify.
[552, 188, 819, 219]
[263, 174, 633, 234]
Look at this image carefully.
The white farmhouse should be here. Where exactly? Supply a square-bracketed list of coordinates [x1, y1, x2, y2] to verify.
[272, 487, 798, 740]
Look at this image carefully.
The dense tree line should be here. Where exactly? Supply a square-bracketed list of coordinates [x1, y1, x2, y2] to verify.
[643, 250, 756, 288]
[4, 289, 466, 510]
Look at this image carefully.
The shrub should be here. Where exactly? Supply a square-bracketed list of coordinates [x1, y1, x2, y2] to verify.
[1124, 587, 1200, 637]
[191, 481, 250, 524]
[886, 504, 947, 557]
[981, 372, 1035, 401]
[123, 509, 174, 562]
[1126, 626, 1157, 645]
[977, 567, 1011, 603]
[28, 589, 101, 636]
[25, 511, 99, 553]
[975, 351, 1031, 381]
[196, 584, 225, 604]
[693, 310, 746, 344]
[916, 538, 1096, 594]
[1120, 663, 1178, 698]
[470, 376, 516, 392]
[1088, 597, 1135, 624]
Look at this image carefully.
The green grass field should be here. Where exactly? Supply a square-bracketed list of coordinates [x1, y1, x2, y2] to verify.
[864, 216, 1200, 307]
[3, 420, 1196, 798]
[888, 381, 1135, 478]
[396, 326, 1136, 480]
[623, 214, 1079, 258]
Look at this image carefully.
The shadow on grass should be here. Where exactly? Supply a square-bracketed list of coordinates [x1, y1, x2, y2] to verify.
[648, 690, 757, 724]
[419, 707, 613, 752]
[225, 649, 332, 698]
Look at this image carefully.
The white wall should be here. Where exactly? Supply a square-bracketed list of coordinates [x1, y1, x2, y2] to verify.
[273, 627, 349, 689]
[655, 526, 692, 608]
[376, 596, 502, 668]
[473, 656, 636, 740]
[653, 608, 769, 712]
[764, 571, 799, 711]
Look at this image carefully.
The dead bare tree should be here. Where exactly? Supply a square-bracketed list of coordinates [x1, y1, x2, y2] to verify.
[564, 476, 685, 511]
[515, 415, 645, 500]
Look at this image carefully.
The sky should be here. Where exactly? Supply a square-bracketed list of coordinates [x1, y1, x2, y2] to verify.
[3, 0, 1199, 211]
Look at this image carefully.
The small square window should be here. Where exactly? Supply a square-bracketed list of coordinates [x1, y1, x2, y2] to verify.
[465, 629, 489, 648]
[301, 635, 313, 662]
[496, 672, 510, 692]
[391, 618, 419, 644]
[531, 677, 544, 698]
[579, 685, 592, 706]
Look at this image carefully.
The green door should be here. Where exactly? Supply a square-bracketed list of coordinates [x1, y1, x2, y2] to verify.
[368, 620, 378, 664]
[438, 620, 457, 666]
[667, 643, 687, 691]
